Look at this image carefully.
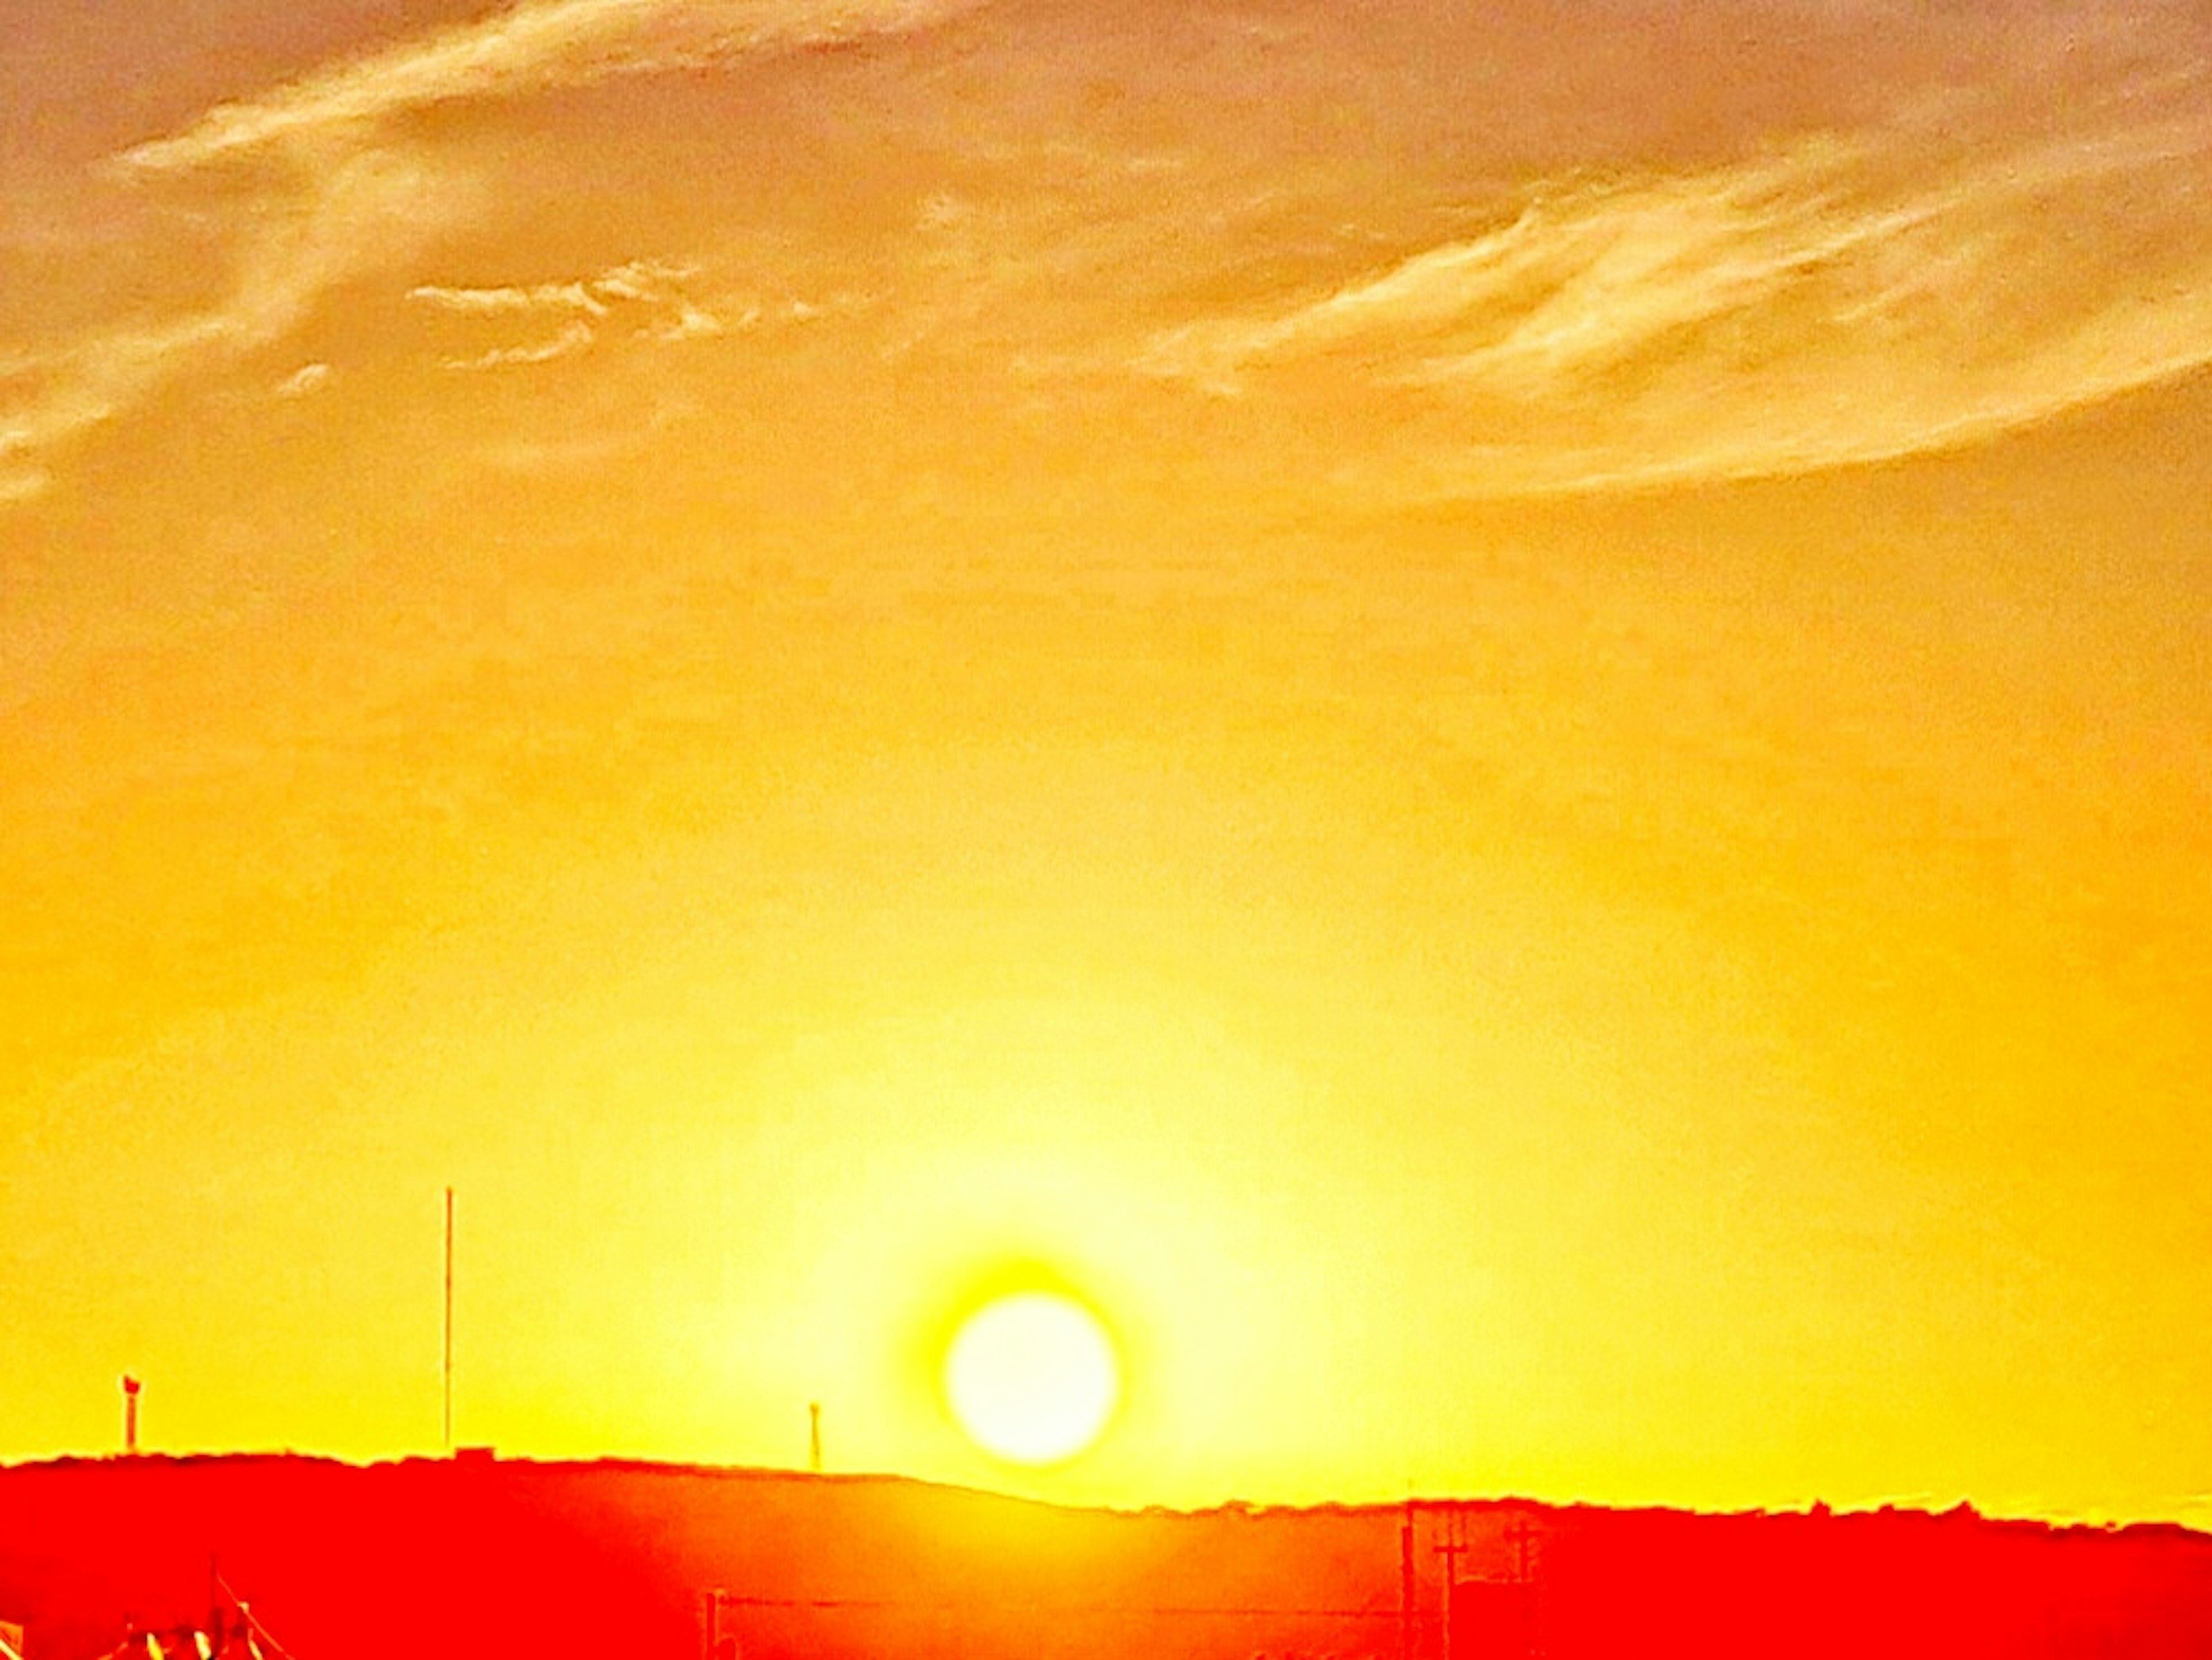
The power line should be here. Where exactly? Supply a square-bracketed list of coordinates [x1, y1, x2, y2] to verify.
[709, 1593, 1401, 1620]
[213, 1571, 299, 1660]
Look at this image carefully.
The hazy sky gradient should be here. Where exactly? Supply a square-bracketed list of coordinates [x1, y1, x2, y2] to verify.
[3, 0, 2209, 1524]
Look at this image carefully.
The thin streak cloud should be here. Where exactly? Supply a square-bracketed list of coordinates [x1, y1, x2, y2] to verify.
[408, 260, 707, 324]
[1139, 85, 2212, 496]
[117, 0, 987, 175]
[410, 259, 733, 368]
[276, 362, 334, 399]
[441, 319, 596, 372]
[411, 282, 613, 319]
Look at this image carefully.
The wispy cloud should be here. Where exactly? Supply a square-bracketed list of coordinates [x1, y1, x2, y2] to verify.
[116, 0, 986, 175]
[1138, 76, 2212, 496]
[1, 150, 460, 503]
[0, 456, 48, 505]
[0, 0, 976, 503]
[409, 259, 740, 369]
[276, 362, 334, 399]
[410, 281, 613, 319]
[647, 304, 729, 344]
[11, 0, 2209, 508]
[441, 319, 597, 372]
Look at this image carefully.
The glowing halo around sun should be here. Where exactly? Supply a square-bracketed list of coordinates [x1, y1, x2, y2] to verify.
[943, 1290, 1122, 1466]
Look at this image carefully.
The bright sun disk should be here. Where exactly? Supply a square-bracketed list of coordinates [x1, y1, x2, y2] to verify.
[944, 1290, 1121, 1466]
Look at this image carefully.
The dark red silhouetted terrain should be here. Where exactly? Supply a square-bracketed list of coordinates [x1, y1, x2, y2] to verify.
[4, 1455, 2210, 1659]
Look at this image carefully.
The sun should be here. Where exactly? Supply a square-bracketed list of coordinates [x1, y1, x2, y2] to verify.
[944, 1290, 1122, 1466]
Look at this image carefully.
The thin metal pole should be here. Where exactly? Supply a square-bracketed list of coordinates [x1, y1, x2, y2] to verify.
[1400, 1500, 1416, 1660]
[442, 1187, 454, 1452]
[1435, 1515, 1467, 1660]
[1509, 1515, 1537, 1585]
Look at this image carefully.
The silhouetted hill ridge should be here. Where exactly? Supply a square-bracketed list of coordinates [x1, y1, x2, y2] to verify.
[4, 1455, 2209, 1659]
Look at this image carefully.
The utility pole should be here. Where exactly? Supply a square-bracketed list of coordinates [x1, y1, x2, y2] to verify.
[1400, 1500, 1417, 1660]
[121, 1375, 141, 1455]
[1434, 1517, 1468, 1660]
[702, 1589, 732, 1660]
[808, 1402, 823, 1474]
[1506, 1515, 1539, 1584]
[442, 1186, 455, 1453]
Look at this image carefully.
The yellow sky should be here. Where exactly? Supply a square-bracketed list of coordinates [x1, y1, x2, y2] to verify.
[4, 0, 2210, 1526]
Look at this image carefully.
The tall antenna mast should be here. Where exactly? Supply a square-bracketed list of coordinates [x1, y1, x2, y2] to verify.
[809, 1402, 823, 1474]
[442, 1186, 455, 1453]
[121, 1375, 141, 1455]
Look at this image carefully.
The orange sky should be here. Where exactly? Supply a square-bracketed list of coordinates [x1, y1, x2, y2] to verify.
[4, 0, 2210, 1526]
